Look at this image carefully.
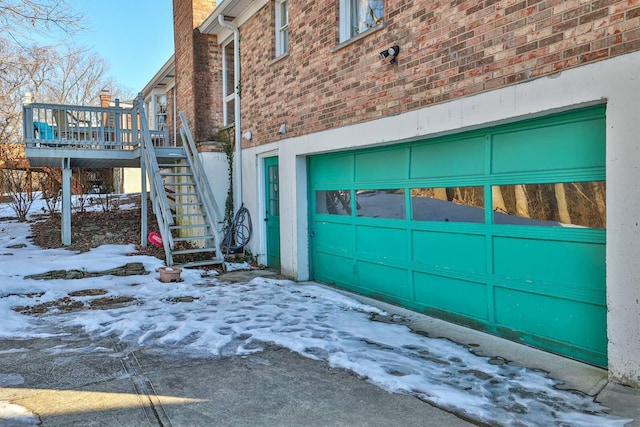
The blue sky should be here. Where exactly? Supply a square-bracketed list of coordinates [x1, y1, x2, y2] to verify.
[65, 0, 174, 93]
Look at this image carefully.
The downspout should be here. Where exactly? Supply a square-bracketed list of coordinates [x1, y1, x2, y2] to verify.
[218, 15, 243, 210]
[172, 91, 177, 147]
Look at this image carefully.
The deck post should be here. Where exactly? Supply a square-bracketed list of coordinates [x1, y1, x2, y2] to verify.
[114, 99, 121, 148]
[61, 158, 72, 245]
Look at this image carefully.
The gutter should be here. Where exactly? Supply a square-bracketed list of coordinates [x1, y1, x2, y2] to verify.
[218, 15, 243, 210]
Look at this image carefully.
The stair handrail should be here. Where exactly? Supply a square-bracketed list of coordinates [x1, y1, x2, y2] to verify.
[135, 94, 175, 264]
[178, 111, 223, 258]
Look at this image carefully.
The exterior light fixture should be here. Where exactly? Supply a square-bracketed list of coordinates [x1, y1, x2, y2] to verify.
[243, 131, 252, 140]
[380, 45, 400, 64]
[278, 124, 286, 134]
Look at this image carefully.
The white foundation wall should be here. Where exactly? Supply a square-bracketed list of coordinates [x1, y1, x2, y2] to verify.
[242, 150, 265, 265]
[200, 151, 230, 229]
[241, 51, 640, 387]
[121, 168, 148, 194]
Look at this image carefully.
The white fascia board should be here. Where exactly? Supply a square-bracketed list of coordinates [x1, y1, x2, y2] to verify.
[141, 55, 176, 97]
[200, 0, 269, 42]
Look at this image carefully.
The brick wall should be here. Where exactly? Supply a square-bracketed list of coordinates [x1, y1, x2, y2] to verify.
[173, 0, 195, 131]
[173, 0, 222, 143]
[236, 0, 640, 146]
[194, 30, 223, 141]
[166, 87, 175, 145]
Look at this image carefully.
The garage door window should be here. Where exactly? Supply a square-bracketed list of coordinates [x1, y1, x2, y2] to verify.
[492, 182, 606, 228]
[316, 190, 352, 215]
[356, 189, 405, 219]
[411, 186, 484, 223]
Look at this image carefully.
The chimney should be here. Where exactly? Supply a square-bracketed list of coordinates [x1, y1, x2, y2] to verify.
[99, 89, 111, 108]
[173, 0, 221, 142]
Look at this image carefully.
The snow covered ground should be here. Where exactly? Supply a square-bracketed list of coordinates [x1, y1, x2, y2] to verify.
[0, 196, 631, 426]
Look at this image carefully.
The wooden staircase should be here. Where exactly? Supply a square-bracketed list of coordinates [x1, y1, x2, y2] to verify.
[142, 111, 225, 268]
[156, 147, 223, 267]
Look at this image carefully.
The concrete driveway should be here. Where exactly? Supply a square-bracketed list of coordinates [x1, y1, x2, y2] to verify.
[1, 269, 638, 426]
[0, 327, 473, 426]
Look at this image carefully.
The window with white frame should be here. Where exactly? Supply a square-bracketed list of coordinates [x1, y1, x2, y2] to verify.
[222, 39, 235, 126]
[155, 94, 167, 131]
[275, 0, 289, 57]
[339, 0, 383, 42]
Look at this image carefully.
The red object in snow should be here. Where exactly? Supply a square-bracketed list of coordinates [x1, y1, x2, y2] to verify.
[148, 232, 163, 247]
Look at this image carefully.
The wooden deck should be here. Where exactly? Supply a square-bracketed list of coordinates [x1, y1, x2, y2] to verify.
[23, 102, 170, 168]
[21, 99, 225, 267]
[21, 98, 182, 250]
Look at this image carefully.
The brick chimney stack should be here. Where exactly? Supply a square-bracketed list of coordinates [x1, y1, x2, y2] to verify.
[99, 89, 111, 108]
[173, 0, 222, 143]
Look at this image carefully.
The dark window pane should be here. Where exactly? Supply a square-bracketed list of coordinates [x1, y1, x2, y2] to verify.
[492, 182, 606, 228]
[316, 190, 352, 215]
[411, 187, 484, 223]
[224, 42, 235, 97]
[351, 0, 383, 36]
[225, 98, 235, 125]
[268, 165, 279, 216]
[356, 189, 405, 219]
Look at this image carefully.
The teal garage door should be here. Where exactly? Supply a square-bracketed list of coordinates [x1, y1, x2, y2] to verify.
[309, 105, 607, 366]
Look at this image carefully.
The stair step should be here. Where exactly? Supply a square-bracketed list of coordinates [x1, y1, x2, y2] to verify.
[169, 224, 209, 230]
[173, 213, 207, 218]
[173, 192, 198, 196]
[158, 161, 187, 166]
[164, 182, 194, 186]
[165, 192, 198, 197]
[171, 247, 219, 256]
[155, 151, 186, 157]
[173, 235, 216, 242]
[168, 202, 203, 207]
[176, 259, 224, 268]
[161, 172, 193, 177]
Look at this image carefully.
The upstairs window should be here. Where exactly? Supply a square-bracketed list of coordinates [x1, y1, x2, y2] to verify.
[155, 94, 167, 131]
[275, 0, 289, 57]
[340, 0, 383, 42]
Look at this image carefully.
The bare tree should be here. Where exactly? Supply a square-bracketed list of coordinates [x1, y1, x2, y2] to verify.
[0, 1, 83, 150]
[36, 170, 61, 215]
[0, 2, 133, 222]
[34, 45, 124, 106]
[514, 184, 530, 218]
[554, 183, 571, 224]
[591, 182, 606, 226]
[0, 143, 34, 221]
[86, 168, 119, 213]
[0, 43, 52, 148]
[492, 186, 507, 213]
[0, 54, 36, 220]
[0, 0, 82, 42]
[433, 188, 448, 201]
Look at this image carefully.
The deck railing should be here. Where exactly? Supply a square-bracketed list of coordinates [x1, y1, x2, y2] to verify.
[22, 100, 169, 150]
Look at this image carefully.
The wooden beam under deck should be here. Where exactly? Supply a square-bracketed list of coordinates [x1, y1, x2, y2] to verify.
[24, 146, 185, 169]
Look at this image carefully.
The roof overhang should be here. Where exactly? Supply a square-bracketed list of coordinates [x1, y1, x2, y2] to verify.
[199, 0, 268, 37]
[142, 55, 176, 98]
[140, 0, 263, 96]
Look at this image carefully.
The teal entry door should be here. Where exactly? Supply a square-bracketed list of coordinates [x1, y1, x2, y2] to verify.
[264, 156, 281, 269]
